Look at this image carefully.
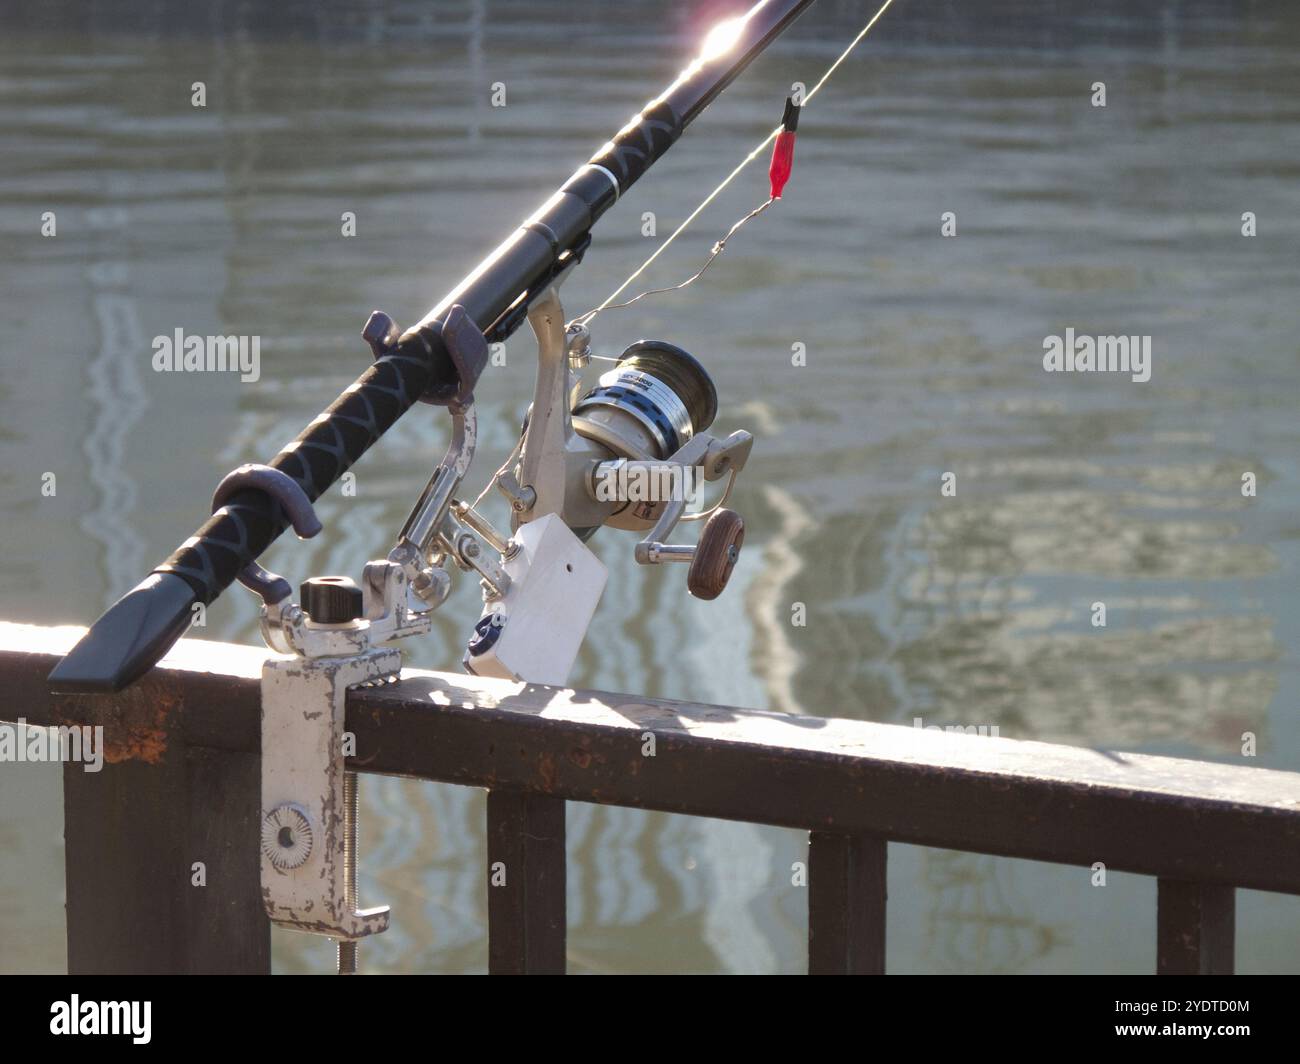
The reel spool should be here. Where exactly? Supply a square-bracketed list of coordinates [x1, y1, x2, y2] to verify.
[565, 334, 751, 602]
[573, 341, 722, 534]
[572, 340, 718, 463]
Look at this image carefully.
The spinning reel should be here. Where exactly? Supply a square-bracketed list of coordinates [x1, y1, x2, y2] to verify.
[462, 285, 753, 684]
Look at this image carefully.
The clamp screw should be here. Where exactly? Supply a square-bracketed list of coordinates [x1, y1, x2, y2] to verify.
[301, 576, 364, 624]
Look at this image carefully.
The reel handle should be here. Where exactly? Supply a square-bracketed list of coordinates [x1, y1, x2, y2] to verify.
[686, 508, 745, 600]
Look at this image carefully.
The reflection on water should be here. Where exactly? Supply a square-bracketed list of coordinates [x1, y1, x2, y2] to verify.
[921, 852, 1063, 974]
[2, 0, 1298, 973]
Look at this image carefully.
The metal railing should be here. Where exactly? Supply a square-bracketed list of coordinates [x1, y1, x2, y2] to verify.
[3, 621, 1298, 974]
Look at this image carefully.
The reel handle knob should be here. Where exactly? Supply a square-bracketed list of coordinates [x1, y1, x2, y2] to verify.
[687, 509, 745, 600]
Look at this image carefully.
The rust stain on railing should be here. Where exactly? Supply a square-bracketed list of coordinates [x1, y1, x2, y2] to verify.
[52, 685, 178, 765]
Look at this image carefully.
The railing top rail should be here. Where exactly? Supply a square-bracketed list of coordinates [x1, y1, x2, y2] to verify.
[5, 621, 1299, 895]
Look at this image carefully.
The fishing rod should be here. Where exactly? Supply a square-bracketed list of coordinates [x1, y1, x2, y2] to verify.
[47, 0, 900, 970]
[49, 0, 824, 694]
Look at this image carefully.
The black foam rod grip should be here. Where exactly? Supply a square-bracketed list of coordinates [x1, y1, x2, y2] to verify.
[158, 336, 449, 605]
[49, 334, 453, 693]
[47, 573, 199, 693]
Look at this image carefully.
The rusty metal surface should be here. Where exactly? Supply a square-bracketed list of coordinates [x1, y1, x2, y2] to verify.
[0, 625, 268, 973]
[349, 680, 1300, 897]
[60, 702, 268, 974]
[5, 623, 262, 757]
[7, 622, 1300, 898]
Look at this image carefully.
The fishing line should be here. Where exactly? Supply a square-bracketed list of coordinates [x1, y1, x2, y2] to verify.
[573, 0, 897, 328]
[580, 198, 775, 319]
[479, 0, 898, 511]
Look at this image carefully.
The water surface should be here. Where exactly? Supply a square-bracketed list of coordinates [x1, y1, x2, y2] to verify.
[2, 0, 1297, 973]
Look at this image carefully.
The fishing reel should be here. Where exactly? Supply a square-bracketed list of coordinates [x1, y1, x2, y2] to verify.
[460, 284, 752, 685]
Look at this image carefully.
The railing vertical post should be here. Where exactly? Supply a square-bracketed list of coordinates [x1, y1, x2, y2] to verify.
[486, 790, 566, 974]
[1156, 878, 1234, 975]
[63, 723, 268, 974]
[808, 831, 887, 974]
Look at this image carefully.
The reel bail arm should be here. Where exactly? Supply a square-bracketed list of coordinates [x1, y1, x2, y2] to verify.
[624, 429, 753, 599]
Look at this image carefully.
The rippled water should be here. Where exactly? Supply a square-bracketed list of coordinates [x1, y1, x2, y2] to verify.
[2, 0, 1298, 973]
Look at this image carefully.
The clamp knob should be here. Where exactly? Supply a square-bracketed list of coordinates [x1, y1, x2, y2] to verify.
[301, 577, 364, 624]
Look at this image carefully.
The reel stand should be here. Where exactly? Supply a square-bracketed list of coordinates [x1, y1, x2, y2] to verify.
[242, 275, 753, 971]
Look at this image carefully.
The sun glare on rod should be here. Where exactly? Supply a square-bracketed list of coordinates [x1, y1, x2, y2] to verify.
[700, 15, 749, 62]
